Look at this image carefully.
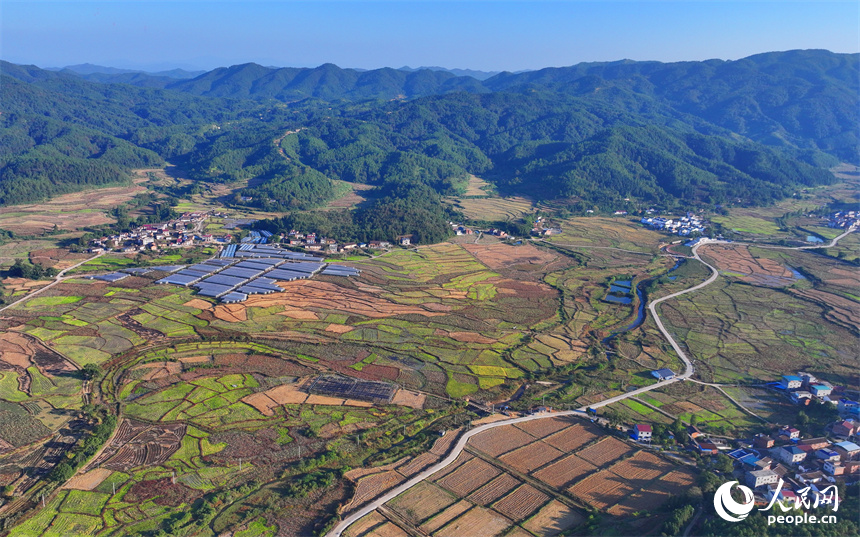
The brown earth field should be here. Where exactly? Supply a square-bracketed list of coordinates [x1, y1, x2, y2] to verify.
[699, 243, 799, 286]
[341, 416, 696, 537]
[0, 182, 148, 235]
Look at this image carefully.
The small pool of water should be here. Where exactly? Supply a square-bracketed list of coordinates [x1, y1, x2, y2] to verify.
[604, 294, 633, 304]
[786, 267, 806, 280]
[613, 280, 632, 288]
[668, 276, 677, 281]
[609, 284, 633, 294]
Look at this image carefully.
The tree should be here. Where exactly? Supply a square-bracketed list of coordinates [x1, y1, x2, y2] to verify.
[81, 363, 102, 380]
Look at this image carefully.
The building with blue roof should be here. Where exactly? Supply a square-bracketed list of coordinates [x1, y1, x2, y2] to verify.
[781, 375, 802, 389]
[651, 368, 675, 381]
[833, 441, 860, 460]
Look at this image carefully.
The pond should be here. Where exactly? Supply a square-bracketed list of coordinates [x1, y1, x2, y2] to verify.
[604, 294, 633, 304]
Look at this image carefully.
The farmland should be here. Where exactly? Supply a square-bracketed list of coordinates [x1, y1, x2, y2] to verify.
[342, 416, 697, 537]
[1, 202, 856, 537]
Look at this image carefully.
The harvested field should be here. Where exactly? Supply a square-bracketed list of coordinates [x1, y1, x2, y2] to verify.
[542, 423, 600, 452]
[469, 426, 535, 457]
[792, 288, 860, 332]
[419, 500, 472, 534]
[657, 469, 697, 495]
[608, 488, 672, 517]
[699, 243, 799, 287]
[387, 481, 456, 524]
[365, 522, 408, 537]
[344, 470, 405, 512]
[522, 500, 584, 537]
[390, 390, 425, 409]
[467, 474, 521, 506]
[430, 429, 462, 456]
[239, 280, 447, 319]
[499, 441, 565, 473]
[183, 299, 213, 310]
[436, 457, 501, 496]
[241, 392, 281, 416]
[608, 451, 671, 487]
[430, 452, 473, 482]
[445, 195, 533, 221]
[63, 468, 113, 491]
[569, 471, 636, 510]
[344, 511, 387, 537]
[461, 243, 565, 273]
[0, 182, 147, 234]
[325, 324, 354, 334]
[575, 437, 634, 467]
[513, 416, 577, 439]
[212, 304, 247, 323]
[89, 419, 185, 471]
[531, 455, 597, 489]
[493, 484, 549, 521]
[435, 505, 512, 537]
[396, 452, 439, 477]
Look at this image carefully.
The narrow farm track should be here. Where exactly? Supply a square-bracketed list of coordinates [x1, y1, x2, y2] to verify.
[0, 251, 104, 313]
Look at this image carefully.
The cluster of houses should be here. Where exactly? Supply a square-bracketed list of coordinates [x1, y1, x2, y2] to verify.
[89, 212, 224, 253]
[778, 373, 837, 405]
[531, 217, 562, 236]
[738, 422, 860, 503]
[826, 210, 859, 229]
[640, 213, 707, 236]
[280, 229, 401, 252]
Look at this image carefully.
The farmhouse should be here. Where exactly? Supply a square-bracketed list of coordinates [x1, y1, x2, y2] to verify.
[815, 449, 841, 463]
[790, 391, 812, 404]
[753, 434, 774, 449]
[799, 437, 830, 451]
[781, 375, 802, 389]
[832, 420, 858, 439]
[838, 399, 859, 417]
[777, 446, 806, 465]
[810, 385, 832, 397]
[651, 368, 675, 381]
[832, 441, 860, 460]
[631, 424, 652, 442]
[746, 469, 779, 489]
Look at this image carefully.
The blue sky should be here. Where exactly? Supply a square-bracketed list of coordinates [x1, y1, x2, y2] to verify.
[2, 1, 858, 71]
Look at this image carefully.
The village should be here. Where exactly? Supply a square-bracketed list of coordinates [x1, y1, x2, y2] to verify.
[639, 212, 707, 236]
[624, 372, 860, 507]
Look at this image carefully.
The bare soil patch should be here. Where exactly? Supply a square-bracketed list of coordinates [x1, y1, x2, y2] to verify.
[522, 500, 584, 536]
[64, 468, 113, 491]
[532, 454, 597, 489]
[435, 505, 512, 537]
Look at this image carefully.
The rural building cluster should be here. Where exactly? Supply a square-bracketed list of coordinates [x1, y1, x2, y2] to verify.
[88, 212, 224, 253]
[777, 373, 838, 405]
[827, 210, 859, 229]
[640, 213, 706, 236]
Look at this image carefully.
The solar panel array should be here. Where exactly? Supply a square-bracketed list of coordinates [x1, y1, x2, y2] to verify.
[308, 375, 396, 404]
[154, 243, 354, 302]
[321, 265, 361, 277]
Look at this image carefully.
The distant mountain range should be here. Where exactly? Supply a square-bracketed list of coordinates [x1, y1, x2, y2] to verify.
[1, 51, 857, 230]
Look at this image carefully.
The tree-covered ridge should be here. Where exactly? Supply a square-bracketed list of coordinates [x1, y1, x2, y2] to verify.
[29, 50, 856, 162]
[0, 52, 854, 216]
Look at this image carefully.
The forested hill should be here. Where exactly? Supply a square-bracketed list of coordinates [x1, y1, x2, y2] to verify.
[34, 50, 859, 162]
[0, 51, 857, 238]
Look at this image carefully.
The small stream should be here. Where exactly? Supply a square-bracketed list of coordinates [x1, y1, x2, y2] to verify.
[601, 258, 683, 347]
